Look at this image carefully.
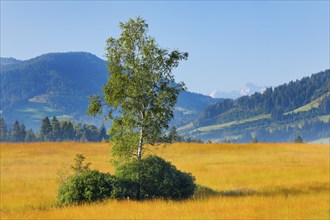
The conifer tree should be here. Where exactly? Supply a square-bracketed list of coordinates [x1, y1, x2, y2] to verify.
[61, 121, 75, 141]
[12, 121, 22, 142]
[25, 129, 36, 142]
[20, 124, 27, 142]
[0, 118, 8, 142]
[40, 117, 52, 141]
[294, 135, 303, 143]
[168, 126, 178, 143]
[51, 116, 62, 141]
[98, 124, 108, 141]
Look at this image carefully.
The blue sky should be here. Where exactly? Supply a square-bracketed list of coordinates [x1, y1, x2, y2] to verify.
[1, 1, 329, 96]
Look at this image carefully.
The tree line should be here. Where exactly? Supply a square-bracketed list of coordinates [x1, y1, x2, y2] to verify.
[0, 116, 109, 142]
[0, 116, 202, 143]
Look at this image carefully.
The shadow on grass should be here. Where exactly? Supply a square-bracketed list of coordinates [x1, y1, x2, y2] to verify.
[194, 185, 257, 199]
[194, 182, 329, 200]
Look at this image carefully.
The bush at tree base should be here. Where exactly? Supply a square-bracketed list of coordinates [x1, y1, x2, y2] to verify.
[110, 178, 140, 199]
[57, 155, 196, 206]
[115, 155, 196, 200]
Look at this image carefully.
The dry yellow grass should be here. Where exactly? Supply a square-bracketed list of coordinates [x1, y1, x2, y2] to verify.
[1, 142, 329, 219]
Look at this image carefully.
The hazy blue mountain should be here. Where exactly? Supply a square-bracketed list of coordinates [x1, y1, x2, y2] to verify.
[0, 57, 22, 65]
[0, 52, 219, 130]
[173, 91, 221, 127]
[1, 52, 109, 129]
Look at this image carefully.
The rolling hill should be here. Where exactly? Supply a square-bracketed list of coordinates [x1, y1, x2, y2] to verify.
[1, 52, 328, 142]
[178, 70, 330, 143]
[0, 52, 108, 129]
[0, 52, 219, 130]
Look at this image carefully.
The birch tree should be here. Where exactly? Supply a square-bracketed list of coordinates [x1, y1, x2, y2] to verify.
[87, 17, 188, 163]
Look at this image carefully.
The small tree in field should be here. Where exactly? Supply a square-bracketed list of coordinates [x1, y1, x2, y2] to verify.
[88, 17, 188, 163]
[294, 135, 303, 143]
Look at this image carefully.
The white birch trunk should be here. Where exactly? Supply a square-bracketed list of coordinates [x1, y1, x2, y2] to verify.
[137, 128, 143, 161]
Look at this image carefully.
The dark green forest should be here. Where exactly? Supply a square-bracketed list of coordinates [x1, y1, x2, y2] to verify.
[0, 117, 108, 142]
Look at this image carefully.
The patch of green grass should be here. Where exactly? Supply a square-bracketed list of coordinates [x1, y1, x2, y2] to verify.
[310, 138, 330, 144]
[319, 115, 330, 122]
[14, 102, 60, 119]
[57, 115, 73, 120]
[191, 114, 271, 133]
[4, 101, 67, 130]
[284, 115, 330, 130]
[195, 121, 236, 132]
[285, 92, 329, 115]
[177, 122, 194, 131]
[175, 107, 195, 115]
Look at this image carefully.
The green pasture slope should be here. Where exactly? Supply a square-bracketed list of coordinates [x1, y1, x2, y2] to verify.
[4, 101, 72, 130]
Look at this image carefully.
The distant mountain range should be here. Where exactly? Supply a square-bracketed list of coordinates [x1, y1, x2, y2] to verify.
[210, 83, 267, 99]
[0, 52, 219, 130]
[1, 52, 329, 143]
[179, 70, 330, 143]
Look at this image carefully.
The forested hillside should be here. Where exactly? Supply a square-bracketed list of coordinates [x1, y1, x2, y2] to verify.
[196, 70, 329, 126]
[0, 52, 218, 130]
[173, 91, 221, 126]
[1, 52, 107, 114]
[1, 52, 328, 142]
[179, 70, 330, 143]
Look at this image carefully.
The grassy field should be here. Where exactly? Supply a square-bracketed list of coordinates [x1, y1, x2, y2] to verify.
[1, 142, 329, 219]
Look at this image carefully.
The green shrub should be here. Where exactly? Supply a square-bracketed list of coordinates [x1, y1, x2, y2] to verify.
[57, 169, 114, 206]
[57, 154, 196, 205]
[115, 155, 196, 200]
[110, 178, 140, 199]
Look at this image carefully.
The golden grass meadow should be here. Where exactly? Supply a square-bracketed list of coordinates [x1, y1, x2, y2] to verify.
[0, 142, 329, 219]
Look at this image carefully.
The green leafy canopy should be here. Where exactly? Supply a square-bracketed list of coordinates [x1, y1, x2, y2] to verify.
[88, 17, 188, 162]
